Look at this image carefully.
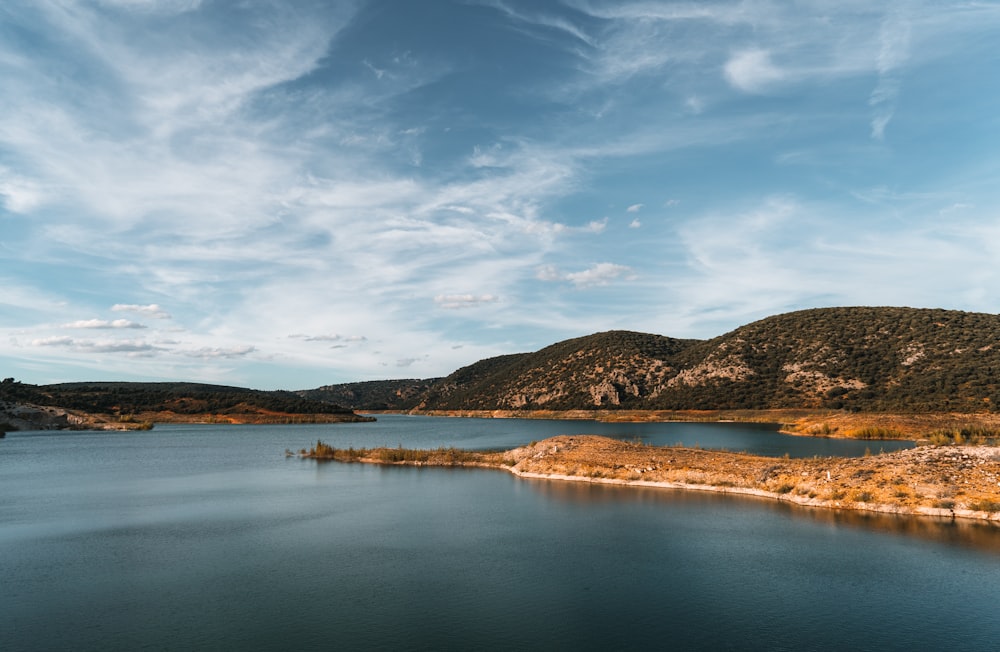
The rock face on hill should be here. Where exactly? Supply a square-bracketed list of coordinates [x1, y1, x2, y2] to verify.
[0, 400, 77, 431]
[414, 331, 695, 410]
[310, 307, 1000, 413]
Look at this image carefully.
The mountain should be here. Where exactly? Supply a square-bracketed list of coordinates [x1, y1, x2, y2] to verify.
[308, 307, 1000, 413]
[9, 307, 1000, 423]
[414, 331, 696, 410]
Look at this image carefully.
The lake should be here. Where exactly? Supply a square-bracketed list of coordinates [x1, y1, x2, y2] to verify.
[2, 416, 999, 651]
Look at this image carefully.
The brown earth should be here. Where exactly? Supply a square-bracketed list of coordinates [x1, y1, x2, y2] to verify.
[304, 435, 1000, 523]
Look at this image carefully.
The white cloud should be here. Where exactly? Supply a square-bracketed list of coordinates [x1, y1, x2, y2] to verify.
[32, 336, 160, 354]
[629, 218, 641, 229]
[535, 264, 562, 282]
[0, 169, 44, 213]
[434, 294, 500, 309]
[289, 333, 368, 343]
[63, 319, 146, 329]
[869, 10, 911, 140]
[182, 345, 255, 359]
[626, 203, 643, 213]
[684, 96, 705, 114]
[97, 0, 203, 14]
[939, 202, 973, 216]
[480, 0, 595, 47]
[565, 263, 635, 287]
[31, 336, 75, 347]
[538, 262, 635, 287]
[362, 59, 386, 80]
[724, 49, 786, 93]
[111, 304, 172, 319]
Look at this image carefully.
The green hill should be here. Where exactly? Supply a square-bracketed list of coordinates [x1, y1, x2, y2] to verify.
[298, 378, 441, 410]
[308, 307, 1000, 413]
[653, 307, 1000, 411]
[414, 331, 696, 410]
[0, 379, 368, 427]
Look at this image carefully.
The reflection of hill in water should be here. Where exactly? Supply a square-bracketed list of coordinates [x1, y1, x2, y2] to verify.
[524, 477, 1000, 556]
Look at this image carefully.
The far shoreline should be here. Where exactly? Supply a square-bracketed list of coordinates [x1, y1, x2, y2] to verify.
[367, 408, 1000, 444]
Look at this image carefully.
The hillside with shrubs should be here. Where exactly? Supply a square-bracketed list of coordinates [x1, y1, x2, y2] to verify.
[308, 307, 1000, 413]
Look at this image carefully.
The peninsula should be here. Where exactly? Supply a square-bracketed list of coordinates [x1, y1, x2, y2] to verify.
[300, 435, 1000, 523]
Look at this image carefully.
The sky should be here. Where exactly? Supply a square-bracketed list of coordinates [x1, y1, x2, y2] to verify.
[2, 0, 1000, 390]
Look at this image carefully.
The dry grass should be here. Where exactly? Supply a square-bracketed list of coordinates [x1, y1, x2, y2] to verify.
[301, 434, 1000, 522]
[783, 412, 1000, 441]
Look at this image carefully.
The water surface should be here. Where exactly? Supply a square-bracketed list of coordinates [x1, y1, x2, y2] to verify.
[2, 418, 994, 651]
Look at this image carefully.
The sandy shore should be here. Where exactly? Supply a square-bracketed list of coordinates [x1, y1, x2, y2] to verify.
[305, 435, 1000, 523]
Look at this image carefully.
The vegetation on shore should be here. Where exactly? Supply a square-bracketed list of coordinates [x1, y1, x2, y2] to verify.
[302, 307, 1000, 414]
[14, 306, 1000, 433]
[296, 435, 1000, 523]
[296, 440, 503, 465]
[0, 378, 372, 430]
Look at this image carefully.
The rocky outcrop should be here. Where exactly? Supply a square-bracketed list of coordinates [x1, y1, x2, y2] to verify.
[0, 400, 76, 431]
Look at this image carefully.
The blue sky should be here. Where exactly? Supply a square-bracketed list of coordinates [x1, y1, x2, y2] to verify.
[2, 0, 1000, 390]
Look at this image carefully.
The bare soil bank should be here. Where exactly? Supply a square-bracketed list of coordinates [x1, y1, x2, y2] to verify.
[304, 435, 1000, 523]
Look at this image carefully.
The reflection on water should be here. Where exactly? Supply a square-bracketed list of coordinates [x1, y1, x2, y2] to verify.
[523, 476, 1000, 556]
[1, 420, 997, 651]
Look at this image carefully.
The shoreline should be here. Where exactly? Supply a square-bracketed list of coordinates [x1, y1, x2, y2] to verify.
[302, 435, 1000, 524]
[370, 408, 1000, 443]
[505, 468, 987, 522]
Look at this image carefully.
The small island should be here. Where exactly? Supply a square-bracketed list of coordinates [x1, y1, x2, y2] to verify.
[299, 435, 1000, 523]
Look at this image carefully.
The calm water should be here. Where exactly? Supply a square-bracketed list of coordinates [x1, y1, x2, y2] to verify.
[2, 417, 998, 651]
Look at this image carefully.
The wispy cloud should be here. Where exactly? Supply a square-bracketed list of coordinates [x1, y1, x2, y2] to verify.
[289, 334, 368, 343]
[478, 0, 596, 47]
[32, 337, 161, 354]
[538, 262, 635, 288]
[182, 345, 256, 360]
[434, 294, 500, 309]
[0, 167, 44, 213]
[63, 319, 146, 330]
[724, 49, 786, 94]
[869, 9, 911, 140]
[2, 1, 999, 388]
[112, 304, 172, 319]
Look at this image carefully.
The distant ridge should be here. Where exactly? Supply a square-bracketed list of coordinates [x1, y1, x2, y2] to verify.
[306, 307, 1000, 413]
[298, 378, 442, 411]
[0, 379, 369, 429]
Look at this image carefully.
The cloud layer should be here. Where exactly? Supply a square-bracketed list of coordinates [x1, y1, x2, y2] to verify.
[2, 0, 999, 388]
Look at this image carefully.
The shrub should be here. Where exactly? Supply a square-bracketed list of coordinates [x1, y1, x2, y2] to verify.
[850, 426, 906, 440]
[968, 499, 1000, 513]
[928, 426, 1000, 446]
